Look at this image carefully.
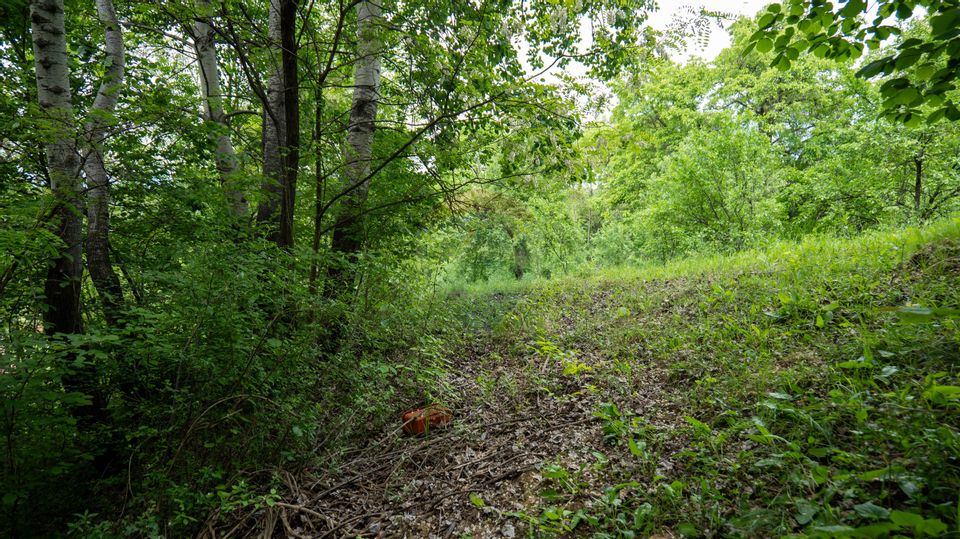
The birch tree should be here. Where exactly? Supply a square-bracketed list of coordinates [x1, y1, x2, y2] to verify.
[193, 0, 247, 218]
[30, 0, 82, 336]
[83, 0, 125, 326]
[329, 0, 381, 272]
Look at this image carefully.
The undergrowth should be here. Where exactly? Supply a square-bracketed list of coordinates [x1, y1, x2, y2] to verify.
[482, 218, 960, 537]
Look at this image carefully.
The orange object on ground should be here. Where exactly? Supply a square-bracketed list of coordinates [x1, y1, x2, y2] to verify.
[401, 404, 452, 434]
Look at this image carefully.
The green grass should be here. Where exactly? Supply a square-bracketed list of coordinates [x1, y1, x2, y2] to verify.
[466, 217, 960, 538]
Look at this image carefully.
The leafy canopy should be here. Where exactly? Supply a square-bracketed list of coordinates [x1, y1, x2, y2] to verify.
[750, 0, 960, 125]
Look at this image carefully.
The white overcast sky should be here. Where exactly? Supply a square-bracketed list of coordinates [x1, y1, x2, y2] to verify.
[527, 0, 773, 82]
[523, 1, 774, 116]
[647, 0, 772, 61]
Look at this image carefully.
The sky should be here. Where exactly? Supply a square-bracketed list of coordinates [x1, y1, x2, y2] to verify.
[647, 0, 772, 62]
[527, 0, 773, 83]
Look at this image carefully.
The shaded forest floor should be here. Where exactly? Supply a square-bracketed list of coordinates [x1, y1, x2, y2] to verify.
[216, 221, 960, 538]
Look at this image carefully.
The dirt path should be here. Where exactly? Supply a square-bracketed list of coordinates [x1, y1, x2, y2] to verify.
[259, 327, 685, 538]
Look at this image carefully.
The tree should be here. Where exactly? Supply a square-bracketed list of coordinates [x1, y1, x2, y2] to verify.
[192, 0, 247, 218]
[84, 0, 126, 326]
[750, 0, 960, 124]
[255, 0, 299, 248]
[329, 0, 382, 281]
[318, 0, 657, 287]
[30, 0, 82, 337]
[651, 115, 783, 253]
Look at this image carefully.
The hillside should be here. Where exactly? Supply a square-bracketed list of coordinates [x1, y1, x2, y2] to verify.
[206, 219, 960, 538]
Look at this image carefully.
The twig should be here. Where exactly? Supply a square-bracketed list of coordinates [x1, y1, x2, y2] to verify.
[318, 511, 383, 539]
[274, 502, 329, 521]
[485, 465, 534, 486]
[280, 510, 313, 539]
[312, 460, 393, 500]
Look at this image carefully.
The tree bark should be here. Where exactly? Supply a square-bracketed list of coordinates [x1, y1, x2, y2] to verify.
[31, 0, 83, 336]
[83, 0, 125, 326]
[193, 0, 247, 218]
[329, 0, 381, 273]
[256, 0, 286, 241]
[309, 87, 326, 294]
[277, 0, 299, 248]
[31, 0, 113, 441]
[256, 0, 298, 248]
[913, 155, 923, 215]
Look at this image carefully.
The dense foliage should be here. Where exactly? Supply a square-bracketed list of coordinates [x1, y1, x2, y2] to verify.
[0, 0, 957, 537]
[431, 19, 960, 281]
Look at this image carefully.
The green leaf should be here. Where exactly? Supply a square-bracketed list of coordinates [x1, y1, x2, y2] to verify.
[895, 305, 934, 323]
[543, 465, 568, 479]
[795, 499, 818, 525]
[893, 87, 920, 105]
[931, 9, 960, 35]
[915, 518, 948, 536]
[854, 501, 890, 520]
[856, 59, 887, 78]
[922, 385, 960, 402]
[814, 525, 856, 533]
[895, 50, 922, 70]
[895, 3, 913, 19]
[628, 437, 646, 458]
[539, 488, 562, 501]
[756, 38, 774, 53]
[684, 416, 710, 433]
[836, 357, 875, 369]
[469, 493, 486, 508]
[915, 63, 937, 80]
[850, 523, 900, 538]
[858, 467, 896, 481]
[890, 510, 924, 527]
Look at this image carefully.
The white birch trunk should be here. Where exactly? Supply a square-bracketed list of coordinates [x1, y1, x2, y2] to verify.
[31, 0, 83, 334]
[330, 0, 382, 257]
[83, 0, 125, 324]
[193, 0, 247, 217]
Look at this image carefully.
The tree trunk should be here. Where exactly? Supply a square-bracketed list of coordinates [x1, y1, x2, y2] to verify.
[329, 0, 382, 275]
[31, 0, 83, 336]
[277, 0, 299, 248]
[193, 0, 247, 218]
[32, 0, 112, 441]
[83, 0, 125, 326]
[913, 155, 923, 216]
[512, 237, 529, 280]
[309, 87, 326, 294]
[256, 0, 285, 241]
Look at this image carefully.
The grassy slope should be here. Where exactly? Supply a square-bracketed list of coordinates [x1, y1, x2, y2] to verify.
[464, 218, 960, 537]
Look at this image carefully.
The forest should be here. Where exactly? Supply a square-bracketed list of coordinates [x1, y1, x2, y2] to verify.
[1, 0, 959, 536]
